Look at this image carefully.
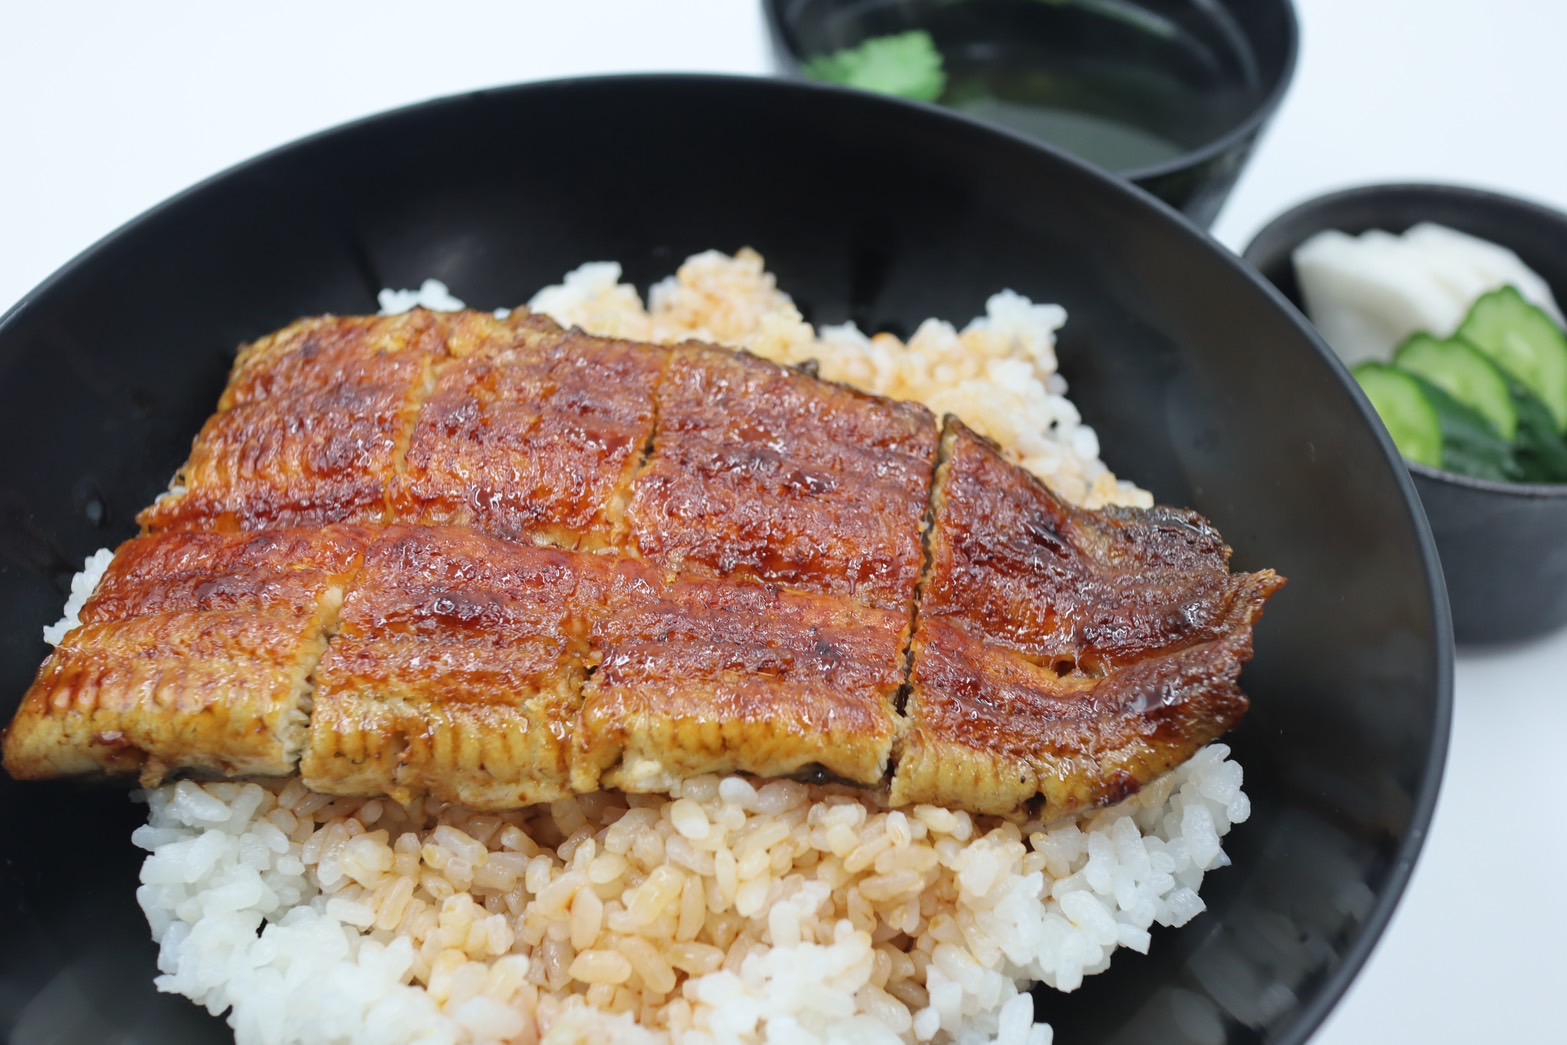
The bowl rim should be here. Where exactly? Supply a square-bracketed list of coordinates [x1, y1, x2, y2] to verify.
[1411, 460, 1567, 497]
[758, 0, 1301, 182]
[0, 72, 1452, 1045]
[1240, 179, 1567, 499]
[1241, 178, 1567, 240]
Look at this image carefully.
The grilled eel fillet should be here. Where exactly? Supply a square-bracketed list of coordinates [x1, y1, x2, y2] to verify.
[2, 311, 1283, 817]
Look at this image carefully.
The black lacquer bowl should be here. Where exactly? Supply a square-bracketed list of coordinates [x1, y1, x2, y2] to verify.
[0, 76, 1449, 1043]
[1244, 182, 1567, 645]
[762, 0, 1299, 229]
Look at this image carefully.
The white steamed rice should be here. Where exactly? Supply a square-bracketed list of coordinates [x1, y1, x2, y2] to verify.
[42, 547, 115, 646]
[53, 251, 1242, 1045]
[134, 750, 1246, 1045]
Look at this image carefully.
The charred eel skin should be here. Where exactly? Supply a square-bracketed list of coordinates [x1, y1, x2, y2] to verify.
[3, 312, 1282, 818]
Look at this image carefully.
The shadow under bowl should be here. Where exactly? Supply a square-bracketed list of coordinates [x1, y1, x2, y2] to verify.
[1242, 182, 1567, 645]
[0, 75, 1447, 1044]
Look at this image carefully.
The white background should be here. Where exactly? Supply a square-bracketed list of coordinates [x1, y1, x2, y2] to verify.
[3, 2, 1563, 1041]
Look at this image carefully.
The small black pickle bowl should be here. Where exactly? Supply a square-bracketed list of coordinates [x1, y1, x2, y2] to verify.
[762, 0, 1299, 228]
[1243, 183, 1567, 645]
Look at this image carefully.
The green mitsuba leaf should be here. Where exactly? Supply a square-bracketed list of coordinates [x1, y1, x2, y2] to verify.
[801, 30, 947, 103]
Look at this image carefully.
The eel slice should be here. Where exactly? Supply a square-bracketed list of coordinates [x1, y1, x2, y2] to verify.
[139, 314, 456, 532]
[2, 527, 367, 782]
[303, 525, 610, 808]
[626, 342, 939, 611]
[573, 565, 911, 795]
[395, 320, 665, 550]
[890, 420, 1284, 816]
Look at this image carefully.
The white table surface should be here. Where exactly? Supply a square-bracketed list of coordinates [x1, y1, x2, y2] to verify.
[3, 2, 1562, 1041]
